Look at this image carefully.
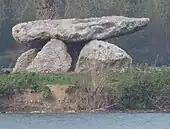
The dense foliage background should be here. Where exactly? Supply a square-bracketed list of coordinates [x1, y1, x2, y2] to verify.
[0, 0, 170, 67]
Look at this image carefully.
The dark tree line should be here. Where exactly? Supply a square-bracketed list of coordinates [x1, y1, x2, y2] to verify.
[0, 0, 170, 67]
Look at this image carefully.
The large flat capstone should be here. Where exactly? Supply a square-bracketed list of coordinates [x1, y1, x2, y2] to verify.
[12, 16, 149, 45]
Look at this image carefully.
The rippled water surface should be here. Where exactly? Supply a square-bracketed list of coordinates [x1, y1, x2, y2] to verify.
[0, 113, 170, 129]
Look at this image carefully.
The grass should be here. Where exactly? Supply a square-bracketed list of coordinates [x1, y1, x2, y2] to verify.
[1, 66, 170, 111]
[0, 72, 77, 96]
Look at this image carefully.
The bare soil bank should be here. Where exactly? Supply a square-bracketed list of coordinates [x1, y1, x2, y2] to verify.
[1, 68, 170, 113]
[1, 95, 170, 113]
[0, 85, 75, 113]
[1, 89, 170, 113]
[0, 85, 114, 113]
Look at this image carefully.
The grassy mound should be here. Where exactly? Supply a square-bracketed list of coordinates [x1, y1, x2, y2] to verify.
[1, 66, 170, 111]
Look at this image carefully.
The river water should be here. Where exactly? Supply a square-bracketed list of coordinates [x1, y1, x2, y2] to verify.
[0, 113, 170, 129]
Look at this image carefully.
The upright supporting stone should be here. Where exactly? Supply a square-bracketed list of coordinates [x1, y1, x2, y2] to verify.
[12, 49, 38, 73]
[26, 39, 72, 74]
[11, 15, 149, 74]
[75, 40, 132, 72]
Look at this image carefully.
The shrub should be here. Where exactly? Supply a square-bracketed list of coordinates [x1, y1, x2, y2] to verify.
[119, 67, 170, 110]
[41, 86, 52, 99]
[1, 66, 170, 111]
[60, 66, 170, 111]
[66, 71, 120, 111]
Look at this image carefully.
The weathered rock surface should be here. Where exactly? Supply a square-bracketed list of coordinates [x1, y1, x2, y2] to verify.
[26, 39, 72, 74]
[12, 49, 38, 73]
[12, 16, 149, 45]
[12, 15, 150, 74]
[75, 40, 132, 72]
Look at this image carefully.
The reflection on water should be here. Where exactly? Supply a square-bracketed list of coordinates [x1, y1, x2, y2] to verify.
[0, 113, 170, 129]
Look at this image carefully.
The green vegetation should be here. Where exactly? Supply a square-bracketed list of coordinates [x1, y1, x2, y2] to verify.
[117, 67, 170, 110]
[67, 66, 170, 111]
[0, 0, 170, 112]
[0, 72, 76, 96]
[1, 66, 170, 111]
